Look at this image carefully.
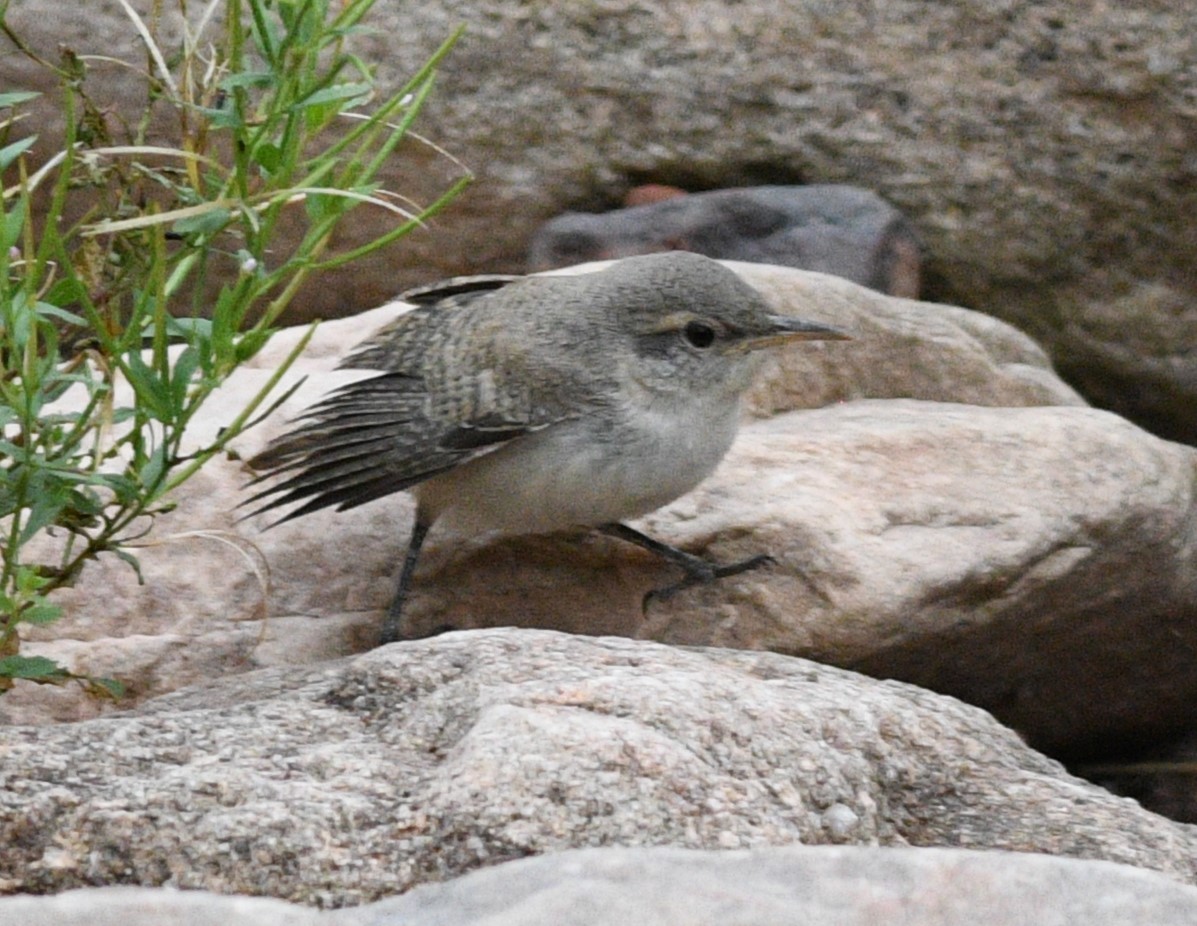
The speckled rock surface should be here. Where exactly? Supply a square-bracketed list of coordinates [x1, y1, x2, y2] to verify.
[3, 631, 1196, 907]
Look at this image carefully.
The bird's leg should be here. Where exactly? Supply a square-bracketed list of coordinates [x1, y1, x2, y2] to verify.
[599, 522, 775, 611]
[379, 516, 431, 645]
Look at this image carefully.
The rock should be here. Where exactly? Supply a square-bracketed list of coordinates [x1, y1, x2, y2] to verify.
[0, 887, 320, 926]
[6, 263, 1196, 774]
[1082, 732, 1197, 826]
[391, 399, 1196, 763]
[356, 846, 1197, 925]
[6, 846, 1197, 925]
[622, 184, 687, 207]
[3, 0, 1194, 440]
[527, 186, 923, 298]
[2, 631, 1196, 907]
[1, 262, 1088, 725]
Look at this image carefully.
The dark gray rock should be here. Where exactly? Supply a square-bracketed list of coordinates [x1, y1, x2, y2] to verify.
[527, 186, 922, 297]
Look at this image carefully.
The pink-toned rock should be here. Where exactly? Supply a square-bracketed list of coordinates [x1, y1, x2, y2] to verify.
[7, 262, 1194, 779]
[3, 632, 1196, 904]
[623, 184, 688, 207]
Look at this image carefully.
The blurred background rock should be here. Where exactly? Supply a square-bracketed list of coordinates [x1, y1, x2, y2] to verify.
[4, 0, 1194, 444]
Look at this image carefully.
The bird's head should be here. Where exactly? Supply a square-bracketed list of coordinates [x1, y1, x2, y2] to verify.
[593, 251, 850, 397]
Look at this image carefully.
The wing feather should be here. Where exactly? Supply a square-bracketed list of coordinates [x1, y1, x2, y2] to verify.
[244, 371, 552, 522]
[245, 271, 579, 524]
[400, 274, 524, 306]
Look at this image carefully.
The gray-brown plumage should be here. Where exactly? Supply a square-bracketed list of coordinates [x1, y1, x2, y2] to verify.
[246, 251, 848, 644]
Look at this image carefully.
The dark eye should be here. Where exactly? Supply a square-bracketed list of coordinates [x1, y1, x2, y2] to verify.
[682, 320, 717, 349]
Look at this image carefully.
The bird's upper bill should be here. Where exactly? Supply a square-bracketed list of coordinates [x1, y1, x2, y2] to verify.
[737, 314, 852, 352]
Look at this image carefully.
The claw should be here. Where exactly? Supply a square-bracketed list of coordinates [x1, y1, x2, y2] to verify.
[639, 550, 777, 613]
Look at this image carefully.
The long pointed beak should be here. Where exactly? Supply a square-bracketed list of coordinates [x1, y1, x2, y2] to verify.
[769, 314, 851, 341]
[741, 315, 852, 350]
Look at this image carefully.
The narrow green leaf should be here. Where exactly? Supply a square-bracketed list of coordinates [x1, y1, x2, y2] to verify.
[0, 439, 26, 462]
[18, 599, 63, 626]
[208, 281, 245, 366]
[165, 316, 213, 340]
[111, 547, 146, 585]
[171, 206, 231, 238]
[120, 349, 173, 421]
[170, 345, 200, 404]
[17, 487, 69, 545]
[329, 0, 378, 34]
[89, 471, 139, 507]
[303, 190, 340, 223]
[0, 91, 41, 108]
[246, 0, 281, 63]
[252, 141, 283, 175]
[233, 328, 270, 363]
[43, 277, 88, 307]
[34, 302, 87, 326]
[138, 443, 168, 492]
[2, 203, 24, 249]
[0, 654, 67, 679]
[89, 676, 126, 699]
[295, 81, 373, 110]
[218, 70, 276, 91]
[195, 105, 244, 130]
[0, 135, 36, 170]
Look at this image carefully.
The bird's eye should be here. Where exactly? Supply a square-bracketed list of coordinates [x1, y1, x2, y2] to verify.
[682, 320, 717, 349]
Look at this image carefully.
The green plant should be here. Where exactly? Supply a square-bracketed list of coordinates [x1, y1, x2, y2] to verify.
[0, 0, 470, 695]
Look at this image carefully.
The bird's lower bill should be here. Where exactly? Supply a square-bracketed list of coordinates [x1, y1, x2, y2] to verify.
[733, 329, 848, 353]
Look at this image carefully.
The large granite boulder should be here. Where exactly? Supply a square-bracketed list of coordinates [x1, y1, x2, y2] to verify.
[3, 258, 1196, 917]
[4, 262, 1194, 790]
[3, 631, 1196, 907]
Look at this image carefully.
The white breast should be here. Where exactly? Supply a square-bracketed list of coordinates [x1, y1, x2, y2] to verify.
[416, 391, 743, 535]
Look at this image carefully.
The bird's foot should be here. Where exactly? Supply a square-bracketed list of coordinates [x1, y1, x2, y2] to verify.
[378, 616, 458, 646]
[642, 552, 775, 611]
[598, 522, 776, 613]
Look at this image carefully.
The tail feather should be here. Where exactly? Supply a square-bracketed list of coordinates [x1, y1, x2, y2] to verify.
[243, 371, 506, 523]
[251, 472, 431, 525]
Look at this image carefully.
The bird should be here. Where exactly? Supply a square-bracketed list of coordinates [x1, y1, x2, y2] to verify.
[245, 251, 849, 645]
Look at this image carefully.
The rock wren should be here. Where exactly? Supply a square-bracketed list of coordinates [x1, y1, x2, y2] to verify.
[246, 251, 848, 645]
